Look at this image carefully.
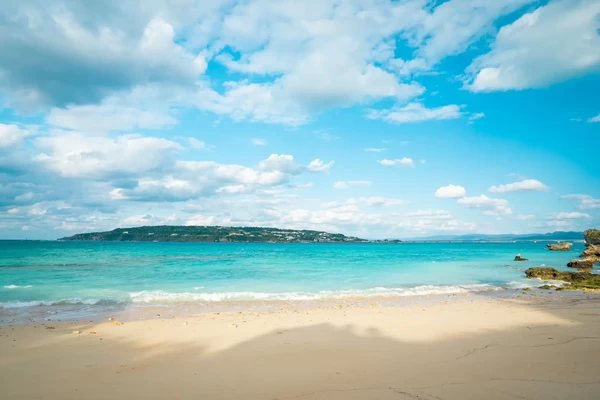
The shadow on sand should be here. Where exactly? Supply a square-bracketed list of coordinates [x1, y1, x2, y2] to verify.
[2, 294, 600, 400]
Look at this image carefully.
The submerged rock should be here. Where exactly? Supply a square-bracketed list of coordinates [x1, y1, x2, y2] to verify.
[567, 259, 594, 269]
[584, 229, 600, 246]
[546, 243, 572, 251]
[514, 254, 528, 262]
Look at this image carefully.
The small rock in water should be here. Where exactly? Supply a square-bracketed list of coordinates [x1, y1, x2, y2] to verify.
[155, 314, 161, 318]
[514, 254, 529, 262]
[108, 317, 114, 321]
[45, 326, 55, 330]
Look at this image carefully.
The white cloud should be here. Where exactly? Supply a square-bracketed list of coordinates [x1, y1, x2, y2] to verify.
[545, 220, 571, 228]
[469, 112, 485, 122]
[589, 114, 600, 123]
[488, 179, 549, 193]
[306, 159, 334, 173]
[185, 214, 217, 226]
[7, 208, 20, 215]
[0, 9, 208, 110]
[517, 214, 535, 221]
[367, 103, 462, 124]
[379, 158, 415, 168]
[457, 195, 512, 216]
[187, 138, 212, 150]
[34, 132, 182, 179]
[0, 124, 33, 148]
[467, 0, 600, 92]
[553, 212, 591, 220]
[252, 138, 267, 146]
[47, 103, 176, 133]
[435, 184, 466, 198]
[365, 148, 386, 153]
[358, 197, 404, 207]
[333, 181, 372, 190]
[562, 194, 600, 210]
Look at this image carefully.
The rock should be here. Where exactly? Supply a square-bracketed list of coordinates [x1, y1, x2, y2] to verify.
[584, 229, 600, 246]
[113, 321, 123, 326]
[72, 330, 81, 334]
[45, 326, 55, 330]
[546, 243, 572, 251]
[580, 244, 600, 259]
[514, 254, 528, 262]
[525, 268, 600, 290]
[108, 317, 114, 321]
[567, 259, 594, 269]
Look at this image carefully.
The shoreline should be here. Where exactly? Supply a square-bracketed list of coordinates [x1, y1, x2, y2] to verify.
[2, 287, 598, 325]
[2, 293, 600, 399]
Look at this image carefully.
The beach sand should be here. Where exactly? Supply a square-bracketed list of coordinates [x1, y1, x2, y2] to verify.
[2, 294, 600, 399]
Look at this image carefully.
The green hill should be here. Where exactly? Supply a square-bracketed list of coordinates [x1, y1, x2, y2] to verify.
[59, 225, 367, 243]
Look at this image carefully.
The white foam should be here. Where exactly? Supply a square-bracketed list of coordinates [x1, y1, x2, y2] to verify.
[506, 278, 568, 289]
[3, 285, 32, 289]
[129, 284, 503, 303]
[0, 298, 104, 309]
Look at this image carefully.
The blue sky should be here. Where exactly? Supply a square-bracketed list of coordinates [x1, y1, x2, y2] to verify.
[0, 0, 599, 239]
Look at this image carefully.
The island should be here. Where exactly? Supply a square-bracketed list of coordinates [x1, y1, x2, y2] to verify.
[59, 225, 371, 243]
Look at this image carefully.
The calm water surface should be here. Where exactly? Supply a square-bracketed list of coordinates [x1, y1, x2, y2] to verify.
[0, 241, 586, 311]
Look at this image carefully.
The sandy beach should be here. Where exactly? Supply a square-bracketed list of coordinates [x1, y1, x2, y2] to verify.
[2, 293, 600, 399]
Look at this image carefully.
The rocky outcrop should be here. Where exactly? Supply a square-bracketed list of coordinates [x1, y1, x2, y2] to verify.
[546, 243, 572, 251]
[525, 268, 600, 290]
[514, 254, 528, 262]
[567, 259, 594, 269]
[584, 229, 600, 246]
[580, 244, 600, 258]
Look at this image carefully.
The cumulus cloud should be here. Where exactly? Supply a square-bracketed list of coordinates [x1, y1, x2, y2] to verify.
[187, 138, 212, 150]
[367, 103, 462, 124]
[562, 194, 600, 210]
[379, 158, 415, 168]
[34, 132, 183, 179]
[333, 181, 372, 190]
[488, 179, 549, 193]
[47, 103, 177, 133]
[457, 195, 512, 216]
[466, 0, 600, 92]
[435, 185, 466, 198]
[0, 124, 34, 148]
[589, 114, 600, 123]
[306, 159, 334, 173]
[553, 212, 591, 220]
[0, 4, 208, 110]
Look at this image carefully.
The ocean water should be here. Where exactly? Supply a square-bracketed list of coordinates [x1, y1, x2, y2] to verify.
[0, 240, 587, 311]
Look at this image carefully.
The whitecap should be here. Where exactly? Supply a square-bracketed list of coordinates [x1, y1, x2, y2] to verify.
[3, 285, 32, 289]
[0, 298, 117, 309]
[129, 283, 503, 303]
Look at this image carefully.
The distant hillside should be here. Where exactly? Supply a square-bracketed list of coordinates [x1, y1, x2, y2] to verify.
[405, 231, 584, 242]
[59, 226, 368, 243]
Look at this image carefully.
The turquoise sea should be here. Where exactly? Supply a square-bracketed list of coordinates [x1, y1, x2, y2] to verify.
[0, 240, 588, 313]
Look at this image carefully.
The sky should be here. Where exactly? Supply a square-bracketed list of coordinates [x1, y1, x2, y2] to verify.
[0, 0, 599, 240]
